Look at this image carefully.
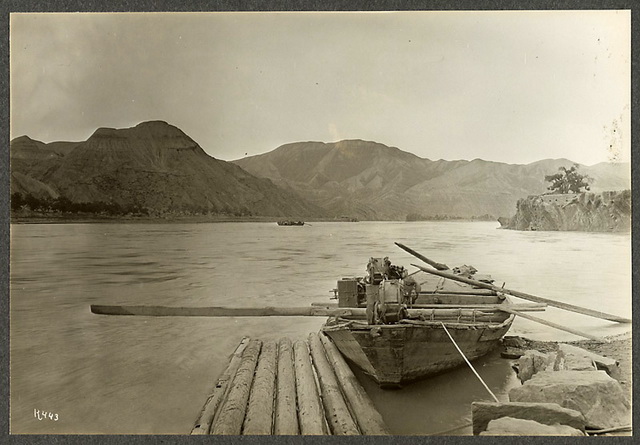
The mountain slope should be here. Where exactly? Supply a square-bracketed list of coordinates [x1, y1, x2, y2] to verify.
[10, 121, 326, 218]
[233, 141, 630, 220]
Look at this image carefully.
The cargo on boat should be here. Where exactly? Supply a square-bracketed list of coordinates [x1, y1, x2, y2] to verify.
[321, 254, 515, 388]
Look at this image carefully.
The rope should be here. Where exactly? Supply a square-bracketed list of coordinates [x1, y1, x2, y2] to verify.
[440, 322, 499, 403]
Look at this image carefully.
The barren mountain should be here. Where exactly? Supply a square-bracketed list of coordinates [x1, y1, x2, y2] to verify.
[233, 140, 630, 220]
[10, 121, 326, 218]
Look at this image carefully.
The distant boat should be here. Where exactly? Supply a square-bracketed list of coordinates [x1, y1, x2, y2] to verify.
[277, 220, 305, 226]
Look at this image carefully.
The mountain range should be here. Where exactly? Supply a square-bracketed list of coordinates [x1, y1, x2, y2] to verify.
[10, 121, 630, 220]
[10, 121, 325, 218]
[233, 140, 630, 219]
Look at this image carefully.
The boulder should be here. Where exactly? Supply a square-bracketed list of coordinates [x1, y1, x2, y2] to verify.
[501, 347, 524, 359]
[472, 402, 586, 435]
[509, 371, 631, 429]
[516, 350, 553, 383]
[502, 336, 526, 348]
[479, 417, 586, 436]
[554, 344, 597, 371]
[555, 344, 619, 376]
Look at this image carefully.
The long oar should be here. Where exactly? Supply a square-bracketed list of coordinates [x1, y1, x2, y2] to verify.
[499, 307, 607, 342]
[90, 304, 542, 318]
[410, 263, 631, 324]
[395, 242, 450, 270]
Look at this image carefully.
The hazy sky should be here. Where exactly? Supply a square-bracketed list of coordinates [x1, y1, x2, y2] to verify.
[10, 11, 630, 165]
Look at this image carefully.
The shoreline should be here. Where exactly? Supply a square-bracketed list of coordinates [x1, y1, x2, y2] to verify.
[516, 330, 632, 401]
[10, 215, 498, 224]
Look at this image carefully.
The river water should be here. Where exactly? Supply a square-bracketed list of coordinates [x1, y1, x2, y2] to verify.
[9, 221, 631, 434]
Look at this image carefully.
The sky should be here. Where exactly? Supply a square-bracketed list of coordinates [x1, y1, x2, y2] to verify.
[10, 11, 631, 165]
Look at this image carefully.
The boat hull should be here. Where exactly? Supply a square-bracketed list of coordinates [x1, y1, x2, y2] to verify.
[322, 315, 513, 387]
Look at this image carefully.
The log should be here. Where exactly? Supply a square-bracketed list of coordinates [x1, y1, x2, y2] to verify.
[411, 263, 631, 324]
[191, 337, 250, 434]
[500, 307, 606, 342]
[243, 340, 277, 435]
[308, 333, 360, 435]
[210, 339, 262, 435]
[274, 338, 299, 435]
[292, 340, 327, 435]
[318, 333, 389, 435]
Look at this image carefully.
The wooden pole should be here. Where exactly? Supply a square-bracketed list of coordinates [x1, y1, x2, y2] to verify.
[210, 339, 262, 435]
[318, 333, 389, 435]
[411, 263, 631, 324]
[395, 242, 450, 270]
[274, 338, 299, 435]
[308, 333, 360, 435]
[191, 337, 250, 434]
[293, 340, 327, 435]
[90, 304, 356, 317]
[243, 340, 277, 435]
[500, 307, 607, 342]
[91, 304, 543, 318]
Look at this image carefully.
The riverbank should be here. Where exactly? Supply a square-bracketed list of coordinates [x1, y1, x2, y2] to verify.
[515, 331, 632, 402]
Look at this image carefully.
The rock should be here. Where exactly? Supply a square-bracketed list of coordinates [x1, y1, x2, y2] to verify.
[509, 370, 631, 429]
[516, 350, 553, 383]
[501, 347, 524, 359]
[557, 344, 619, 376]
[472, 402, 586, 435]
[502, 336, 526, 348]
[479, 417, 586, 436]
[554, 344, 597, 371]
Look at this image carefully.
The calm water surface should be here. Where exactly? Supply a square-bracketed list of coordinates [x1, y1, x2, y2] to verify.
[10, 221, 631, 434]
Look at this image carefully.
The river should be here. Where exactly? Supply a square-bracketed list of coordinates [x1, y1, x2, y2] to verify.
[9, 221, 631, 434]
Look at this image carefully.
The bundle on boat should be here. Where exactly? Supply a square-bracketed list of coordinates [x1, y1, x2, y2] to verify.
[191, 334, 389, 435]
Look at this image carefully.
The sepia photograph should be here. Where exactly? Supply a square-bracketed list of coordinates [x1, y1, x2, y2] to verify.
[8, 8, 632, 437]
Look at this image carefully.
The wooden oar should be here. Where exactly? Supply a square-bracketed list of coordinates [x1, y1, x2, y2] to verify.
[410, 263, 631, 324]
[91, 305, 355, 317]
[499, 307, 607, 342]
[395, 242, 450, 270]
[90, 304, 541, 318]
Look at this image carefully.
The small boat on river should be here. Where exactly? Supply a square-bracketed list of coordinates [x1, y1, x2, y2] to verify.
[320, 250, 515, 388]
[277, 220, 305, 226]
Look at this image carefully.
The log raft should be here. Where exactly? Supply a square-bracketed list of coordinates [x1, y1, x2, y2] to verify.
[191, 333, 390, 435]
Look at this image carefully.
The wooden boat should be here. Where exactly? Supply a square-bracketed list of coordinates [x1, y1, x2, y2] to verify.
[90, 241, 626, 388]
[277, 220, 305, 226]
[320, 256, 515, 388]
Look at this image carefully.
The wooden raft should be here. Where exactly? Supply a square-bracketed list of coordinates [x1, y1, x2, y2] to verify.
[191, 332, 389, 435]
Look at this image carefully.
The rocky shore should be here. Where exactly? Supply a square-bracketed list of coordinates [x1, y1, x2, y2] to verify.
[473, 331, 632, 436]
[500, 190, 631, 232]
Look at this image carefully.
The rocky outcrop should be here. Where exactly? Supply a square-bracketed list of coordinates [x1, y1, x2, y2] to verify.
[509, 370, 631, 429]
[479, 417, 585, 436]
[500, 190, 631, 232]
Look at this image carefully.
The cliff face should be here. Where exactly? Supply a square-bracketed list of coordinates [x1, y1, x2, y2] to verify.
[501, 190, 631, 232]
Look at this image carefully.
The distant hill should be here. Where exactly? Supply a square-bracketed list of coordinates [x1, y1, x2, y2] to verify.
[233, 140, 630, 220]
[10, 121, 326, 218]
